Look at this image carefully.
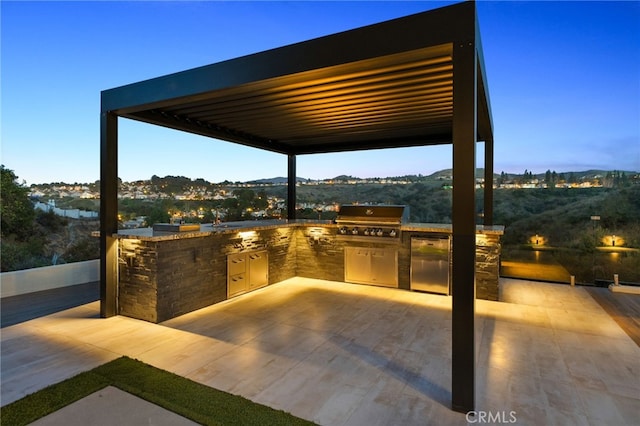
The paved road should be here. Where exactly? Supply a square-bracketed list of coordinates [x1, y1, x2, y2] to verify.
[1, 281, 100, 328]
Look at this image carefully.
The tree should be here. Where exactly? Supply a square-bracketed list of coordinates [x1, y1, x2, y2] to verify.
[144, 206, 170, 226]
[254, 190, 269, 210]
[620, 172, 629, 187]
[498, 171, 507, 186]
[1, 165, 35, 239]
[0, 166, 51, 271]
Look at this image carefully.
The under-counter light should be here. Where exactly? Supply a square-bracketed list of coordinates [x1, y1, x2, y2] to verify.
[475, 233, 489, 245]
[121, 238, 142, 249]
[238, 231, 257, 239]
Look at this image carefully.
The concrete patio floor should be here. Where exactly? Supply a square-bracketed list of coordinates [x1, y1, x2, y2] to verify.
[2, 277, 639, 425]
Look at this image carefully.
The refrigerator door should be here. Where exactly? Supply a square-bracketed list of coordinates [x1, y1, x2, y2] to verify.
[411, 237, 450, 295]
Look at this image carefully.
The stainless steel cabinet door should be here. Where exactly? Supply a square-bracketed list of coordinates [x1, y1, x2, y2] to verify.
[248, 251, 268, 290]
[228, 253, 246, 276]
[228, 253, 248, 297]
[228, 251, 268, 298]
[370, 249, 398, 287]
[228, 273, 247, 297]
[345, 247, 398, 288]
[345, 247, 371, 284]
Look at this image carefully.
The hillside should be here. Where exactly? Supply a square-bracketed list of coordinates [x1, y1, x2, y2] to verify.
[10, 167, 640, 281]
[45, 218, 100, 264]
[493, 186, 640, 247]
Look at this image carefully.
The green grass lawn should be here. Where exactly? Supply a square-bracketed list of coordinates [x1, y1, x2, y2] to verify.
[0, 356, 315, 426]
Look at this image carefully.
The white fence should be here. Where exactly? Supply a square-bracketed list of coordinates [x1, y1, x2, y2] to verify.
[0, 260, 99, 298]
[34, 201, 98, 219]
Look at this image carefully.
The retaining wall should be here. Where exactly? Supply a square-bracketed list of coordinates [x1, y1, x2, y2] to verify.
[0, 260, 99, 298]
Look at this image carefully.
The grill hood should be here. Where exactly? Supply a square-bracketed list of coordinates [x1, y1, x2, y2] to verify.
[335, 205, 410, 225]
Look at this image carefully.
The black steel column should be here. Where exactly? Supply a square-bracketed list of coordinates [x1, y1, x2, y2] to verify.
[287, 154, 296, 220]
[100, 111, 118, 318]
[484, 137, 494, 226]
[451, 38, 477, 413]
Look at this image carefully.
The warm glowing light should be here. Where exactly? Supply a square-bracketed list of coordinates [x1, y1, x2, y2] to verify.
[529, 234, 546, 246]
[238, 231, 257, 239]
[602, 235, 624, 247]
[476, 234, 488, 245]
[121, 238, 141, 249]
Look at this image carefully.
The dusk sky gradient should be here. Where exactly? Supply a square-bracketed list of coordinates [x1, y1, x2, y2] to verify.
[2, 1, 639, 184]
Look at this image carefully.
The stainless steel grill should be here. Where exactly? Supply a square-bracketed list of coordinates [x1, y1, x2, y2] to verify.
[335, 205, 408, 243]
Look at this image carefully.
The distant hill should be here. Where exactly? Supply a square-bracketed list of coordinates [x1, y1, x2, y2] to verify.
[426, 168, 489, 179]
[29, 168, 639, 188]
[498, 169, 637, 180]
[246, 177, 306, 184]
[331, 175, 359, 181]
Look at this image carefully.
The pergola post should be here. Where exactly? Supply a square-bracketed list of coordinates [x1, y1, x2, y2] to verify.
[287, 153, 296, 220]
[100, 111, 118, 318]
[484, 137, 494, 226]
[451, 38, 478, 413]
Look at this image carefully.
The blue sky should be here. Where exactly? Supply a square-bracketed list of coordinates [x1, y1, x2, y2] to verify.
[2, 1, 639, 184]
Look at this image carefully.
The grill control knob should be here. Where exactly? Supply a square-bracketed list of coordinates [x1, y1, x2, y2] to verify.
[363, 228, 370, 236]
[352, 227, 359, 235]
[389, 229, 397, 237]
[376, 229, 384, 237]
[339, 227, 347, 235]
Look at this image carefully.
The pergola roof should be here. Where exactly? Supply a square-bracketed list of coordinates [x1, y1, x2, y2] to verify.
[102, 1, 492, 155]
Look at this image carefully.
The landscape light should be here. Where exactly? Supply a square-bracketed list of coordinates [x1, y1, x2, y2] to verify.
[602, 234, 624, 247]
[529, 234, 544, 246]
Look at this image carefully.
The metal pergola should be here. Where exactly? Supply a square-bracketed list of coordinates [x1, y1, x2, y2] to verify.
[100, 1, 493, 412]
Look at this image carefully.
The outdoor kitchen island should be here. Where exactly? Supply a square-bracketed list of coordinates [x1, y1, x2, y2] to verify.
[115, 220, 503, 323]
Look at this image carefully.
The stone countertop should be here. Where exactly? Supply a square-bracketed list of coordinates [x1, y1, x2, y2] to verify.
[116, 220, 504, 241]
[402, 223, 505, 235]
[115, 219, 334, 241]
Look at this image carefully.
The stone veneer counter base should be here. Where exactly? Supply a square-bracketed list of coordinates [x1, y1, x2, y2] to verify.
[115, 221, 503, 322]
